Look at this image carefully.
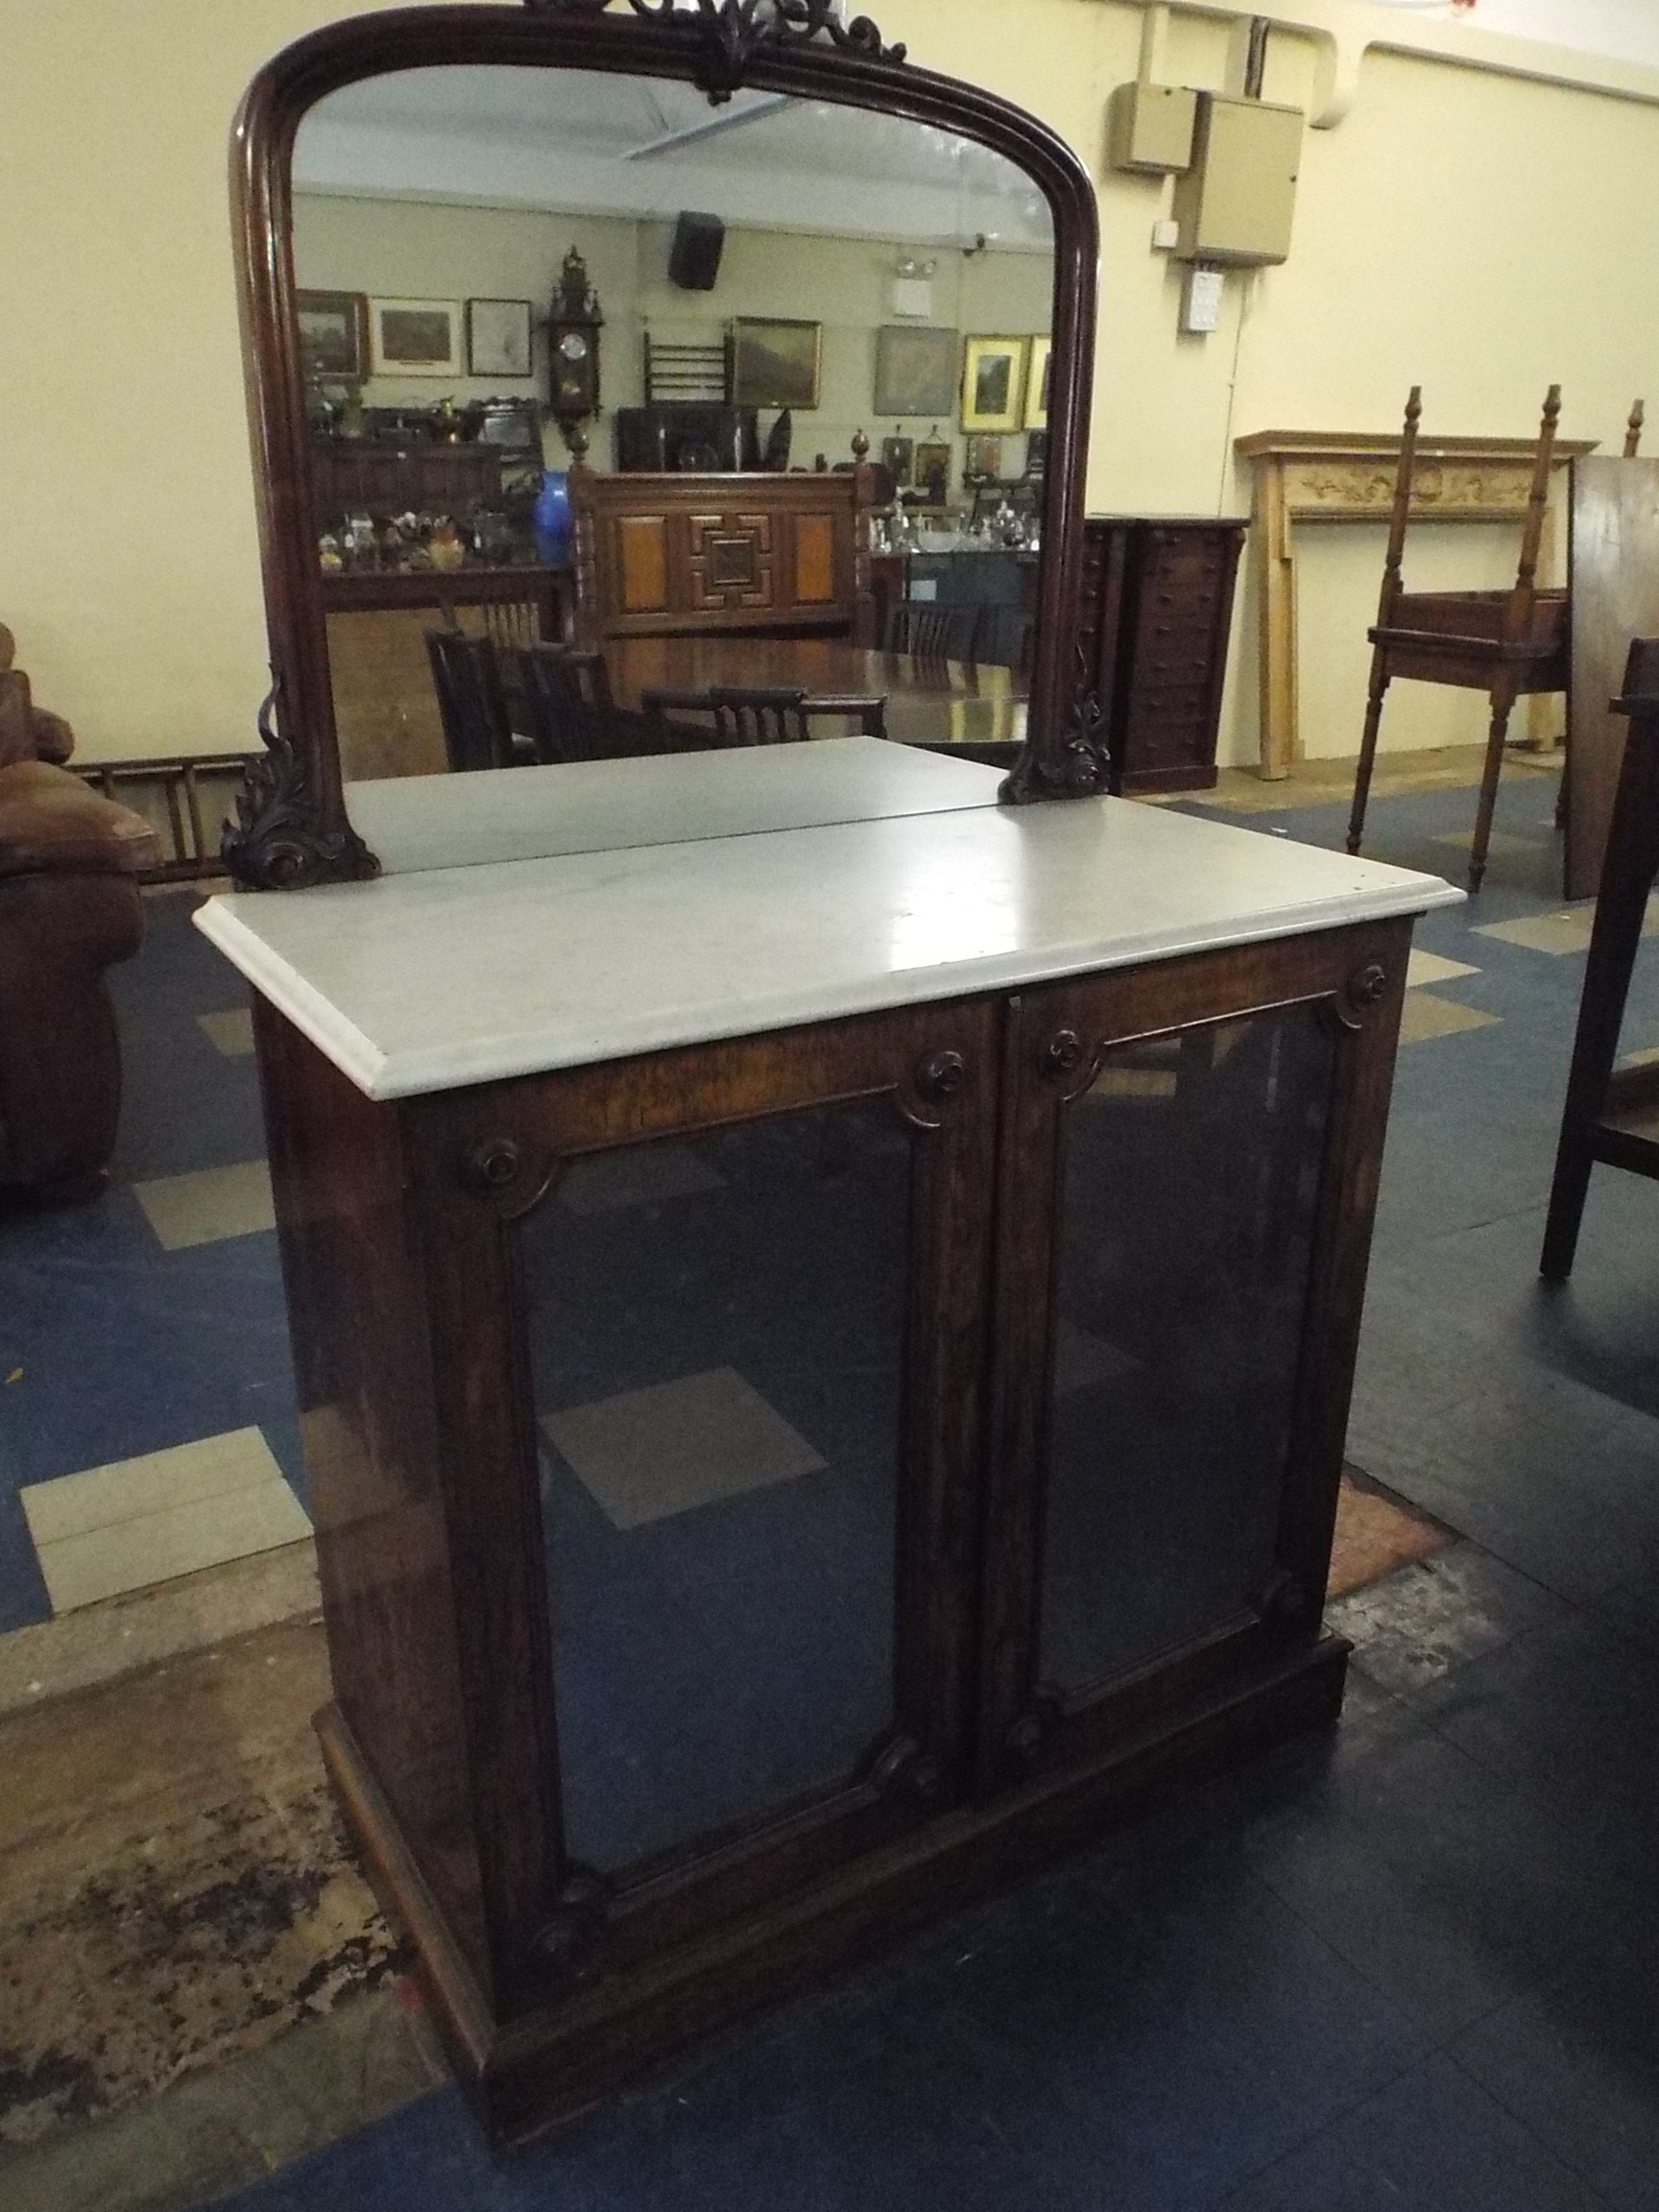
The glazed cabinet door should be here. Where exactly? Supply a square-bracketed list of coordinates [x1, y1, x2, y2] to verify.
[402, 998, 999, 2020]
[977, 921, 1411, 1794]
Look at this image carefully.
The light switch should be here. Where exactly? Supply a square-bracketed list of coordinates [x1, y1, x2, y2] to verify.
[1151, 218, 1180, 252]
[1180, 265, 1225, 336]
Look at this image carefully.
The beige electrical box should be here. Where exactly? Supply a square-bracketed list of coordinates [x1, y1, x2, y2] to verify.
[1172, 94, 1304, 265]
[1106, 81, 1197, 176]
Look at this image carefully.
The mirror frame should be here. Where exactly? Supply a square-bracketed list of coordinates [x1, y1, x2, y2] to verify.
[225, 0, 1102, 888]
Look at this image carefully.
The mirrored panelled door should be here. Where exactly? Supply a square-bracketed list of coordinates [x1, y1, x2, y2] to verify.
[414, 998, 998, 1993]
[978, 935, 1407, 1795]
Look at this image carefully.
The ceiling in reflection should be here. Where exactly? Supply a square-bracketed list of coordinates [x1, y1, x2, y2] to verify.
[296, 69, 1053, 251]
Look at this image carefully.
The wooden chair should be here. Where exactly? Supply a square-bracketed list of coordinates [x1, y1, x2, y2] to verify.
[641, 685, 888, 750]
[508, 641, 625, 764]
[884, 600, 980, 663]
[479, 595, 544, 654]
[1346, 385, 1570, 891]
[1540, 635, 1659, 1280]
[423, 628, 517, 773]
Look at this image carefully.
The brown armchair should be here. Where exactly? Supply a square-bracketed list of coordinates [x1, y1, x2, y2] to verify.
[0, 625, 159, 1199]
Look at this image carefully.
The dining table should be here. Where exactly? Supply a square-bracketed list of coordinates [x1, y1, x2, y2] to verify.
[597, 635, 1028, 754]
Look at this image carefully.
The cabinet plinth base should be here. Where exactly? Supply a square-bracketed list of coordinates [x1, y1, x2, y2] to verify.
[318, 1632, 1350, 2148]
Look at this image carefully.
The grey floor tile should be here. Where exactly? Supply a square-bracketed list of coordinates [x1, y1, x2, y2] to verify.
[1224, 2054, 1614, 2210]
[1238, 1719, 1618, 2041]
[1452, 1907, 1659, 2212]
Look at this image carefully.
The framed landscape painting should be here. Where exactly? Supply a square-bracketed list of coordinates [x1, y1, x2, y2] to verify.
[874, 325, 958, 418]
[961, 335, 1026, 435]
[730, 318, 822, 410]
[369, 298, 464, 377]
[295, 291, 368, 382]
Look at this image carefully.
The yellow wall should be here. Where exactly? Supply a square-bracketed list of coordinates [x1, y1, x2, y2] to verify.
[7, 0, 1659, 765]
[293, 192, 1051, 479]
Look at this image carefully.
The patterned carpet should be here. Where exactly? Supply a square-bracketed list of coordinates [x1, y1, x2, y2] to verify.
[0, 1621, 402, 2149]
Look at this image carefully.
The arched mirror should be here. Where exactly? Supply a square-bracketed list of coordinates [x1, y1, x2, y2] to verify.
[225, 0, 1100, 888]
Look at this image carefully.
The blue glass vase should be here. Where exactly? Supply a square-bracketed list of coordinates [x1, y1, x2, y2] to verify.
[531, 469, 572, 564]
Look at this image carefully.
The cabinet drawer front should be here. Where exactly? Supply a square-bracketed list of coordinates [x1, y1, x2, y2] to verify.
[978, 924, 1411, 1791]
[405, 997, 1000, 2008]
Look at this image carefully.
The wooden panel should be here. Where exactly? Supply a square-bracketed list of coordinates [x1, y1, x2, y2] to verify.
[252, 999, 495, 1997]
[687, 513, 773, 612]
[325, 611, 449, 783]
[795, 513, 836, 606]
[570, 468, 868, 641]
[618, 516, 670, 613]
[1567, 458, 1659, 899]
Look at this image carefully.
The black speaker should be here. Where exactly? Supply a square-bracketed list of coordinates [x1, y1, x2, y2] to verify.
[669, 211, 726, 292]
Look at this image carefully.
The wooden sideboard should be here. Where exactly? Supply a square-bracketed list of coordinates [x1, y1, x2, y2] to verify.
[569, 467, 875, 644]
[1078, 517, 1246, 794]
[310, 438, 510, 537]
[199, 747, 1456, 2143]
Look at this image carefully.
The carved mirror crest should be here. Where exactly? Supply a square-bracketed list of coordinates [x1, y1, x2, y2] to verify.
[226, 0, 1101, 888]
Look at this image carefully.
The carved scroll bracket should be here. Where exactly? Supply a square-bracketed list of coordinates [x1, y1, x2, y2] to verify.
[223, 672, 379, 892]
[999, 646, 1108, 805]
[523, 0, 906, 104]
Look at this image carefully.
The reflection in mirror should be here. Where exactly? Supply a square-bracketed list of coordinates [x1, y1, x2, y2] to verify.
[291, 68, 1054, 789]
[1041, 1007, 1334, 1691]
[523, 1105, 909, 1877]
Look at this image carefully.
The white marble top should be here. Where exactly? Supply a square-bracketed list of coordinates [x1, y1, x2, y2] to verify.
[345, 738, 1005, 876]
[198, 757, 1460, 1102]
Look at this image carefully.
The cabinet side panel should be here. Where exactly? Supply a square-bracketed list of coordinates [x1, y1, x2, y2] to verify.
[252, 998, 490, 1978]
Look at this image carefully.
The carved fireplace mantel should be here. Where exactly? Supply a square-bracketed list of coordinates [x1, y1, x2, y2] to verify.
[1237, 427, 1597, 779]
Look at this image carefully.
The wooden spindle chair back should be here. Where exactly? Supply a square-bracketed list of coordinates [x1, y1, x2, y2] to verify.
[885, 601, 980, 663]
[514, 641, 622, 763]
[424, 628, 516, 773]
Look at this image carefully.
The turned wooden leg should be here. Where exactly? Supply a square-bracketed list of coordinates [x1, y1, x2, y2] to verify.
[1346, 654, 1390, 856]
[1468, 683, 1518, 893]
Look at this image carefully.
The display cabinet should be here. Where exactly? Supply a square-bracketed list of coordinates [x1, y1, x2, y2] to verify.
[209, 0, 1457, 2148]
[202, 745, 1455, 2141]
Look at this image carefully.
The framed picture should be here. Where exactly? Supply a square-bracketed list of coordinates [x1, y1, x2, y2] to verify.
[1024, 336, 1052, 432]
[295, 290, 368, 382]
[730, 318, 822, 410]
[369, 298, 464, 377]
[467, 297, 534, 378]
[874, 325, 958, 418]
[915, 440, 952, 505]
[1024, 429, 1048, 480]
[964, 435, 1003, 484]
[880, 435, 914, 489]
[961, 335, 1026, 434]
